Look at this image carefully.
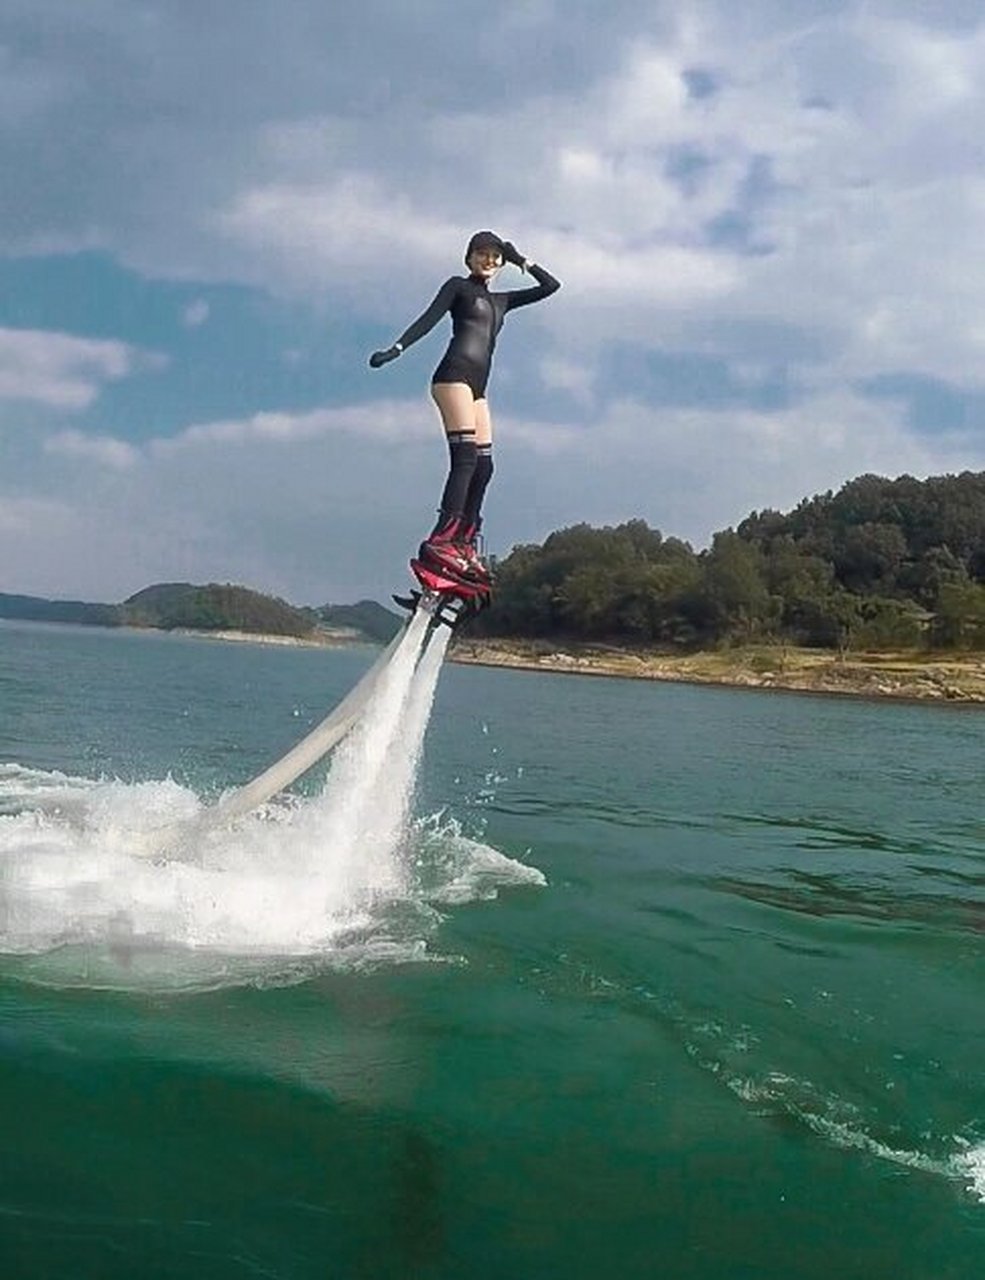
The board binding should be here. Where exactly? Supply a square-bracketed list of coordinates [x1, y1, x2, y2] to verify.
[392, 559, 492, 629]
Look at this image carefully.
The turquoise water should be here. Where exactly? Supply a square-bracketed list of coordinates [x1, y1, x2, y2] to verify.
[1, 618, 983, 1278]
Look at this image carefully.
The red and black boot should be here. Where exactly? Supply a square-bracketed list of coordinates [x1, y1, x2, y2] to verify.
[457, 520, 492, 583]
[418, 515, 476, 583]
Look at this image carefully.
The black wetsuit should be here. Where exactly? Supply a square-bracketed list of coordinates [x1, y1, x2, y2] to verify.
[396, 264, 560, 399]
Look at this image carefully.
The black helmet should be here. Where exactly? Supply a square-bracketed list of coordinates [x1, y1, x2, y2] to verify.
[465, 230, 503, 264]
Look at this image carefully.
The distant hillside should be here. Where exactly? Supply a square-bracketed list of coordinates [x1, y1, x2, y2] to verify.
[313, 599, 403, 643]
[122, 582, 197, 621]
[474, 470, 985, 652]
[0, 592, 121, 627]
[123, 582, 314, 636]
[0, 583, 401, 643]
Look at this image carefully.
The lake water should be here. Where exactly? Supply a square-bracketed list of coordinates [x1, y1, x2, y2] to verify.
[1, 617, 983, 1279]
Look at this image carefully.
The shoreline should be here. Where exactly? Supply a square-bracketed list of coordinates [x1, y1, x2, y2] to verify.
[168, 626, 365, 648]
[5, 615, 984, 703]
[0, 618, 367, 649]
[449, 638, 985, 705]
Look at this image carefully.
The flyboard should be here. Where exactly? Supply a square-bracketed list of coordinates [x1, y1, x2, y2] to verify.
[392, 553, 492, 627]
[137, 556, 491, 858]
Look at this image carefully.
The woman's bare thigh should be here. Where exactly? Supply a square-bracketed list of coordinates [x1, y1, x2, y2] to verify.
[431, 382, 478, 434]
[472, 398, 493, 446]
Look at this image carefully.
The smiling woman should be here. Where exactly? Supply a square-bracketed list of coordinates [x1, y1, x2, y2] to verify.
[369, 229, 560, 587]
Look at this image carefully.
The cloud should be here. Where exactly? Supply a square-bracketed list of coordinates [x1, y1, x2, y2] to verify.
[182, 299, 209, 328]
[2, 1, 985, 602]
[153, 398, 436, 453]
[2, 408, 444, 604]
[0, 327, 144, 409]
[9, 374, 977, 606]
[45, 428, 139, 470]
[0, 493, 73, 539]
[189, 9, 985, 406]
[498, 385, 985, 549]
[538, 356, 596, 405]
[5, 2, 985, 401]
[216, 175, 466, 297]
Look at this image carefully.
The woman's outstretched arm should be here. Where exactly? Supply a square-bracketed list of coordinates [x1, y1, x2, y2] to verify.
[370, 278, 459, 368]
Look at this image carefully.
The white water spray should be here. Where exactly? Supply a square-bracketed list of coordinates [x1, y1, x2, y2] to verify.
[0, 616, 542, 988]
[290, 607, 435, 898]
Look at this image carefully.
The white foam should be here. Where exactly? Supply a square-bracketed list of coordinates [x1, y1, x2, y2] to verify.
[805, 1114, 950, 1178]
[715, 1061, 985, 1204]
[953, 1141, 985, 1204]
[0, 762, 99, 819]
[412, 813, 547, 904]
[0, 623, 544, 990]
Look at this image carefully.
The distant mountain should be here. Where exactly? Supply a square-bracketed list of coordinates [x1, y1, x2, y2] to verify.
[0, 592, 121, 627]
[122, 582, 198, 621]
[122, 582, 313, 636]
[312, 599, 403, 643]
[0, 583, 402, 644]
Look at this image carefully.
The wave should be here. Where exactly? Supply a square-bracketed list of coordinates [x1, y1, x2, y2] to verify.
[954, 1140, 985, 1205]
[515, 945, 985, 1213]
[678, 1010, 985, 1208]
[726, 1068, 985, 1205]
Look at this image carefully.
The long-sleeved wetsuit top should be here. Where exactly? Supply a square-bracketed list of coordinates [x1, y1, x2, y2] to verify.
[395, 264, 560, 399]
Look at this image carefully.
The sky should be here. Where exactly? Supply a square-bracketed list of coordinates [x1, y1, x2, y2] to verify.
[2, 0, 985, 607]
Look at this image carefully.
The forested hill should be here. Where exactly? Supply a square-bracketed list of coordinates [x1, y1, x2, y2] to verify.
[0, 593, 120, 627]
[478, 471, 985, 652]
[123, 583, 315, 635]
[0, 583, 401, 643]
[4, 471, 984, 652]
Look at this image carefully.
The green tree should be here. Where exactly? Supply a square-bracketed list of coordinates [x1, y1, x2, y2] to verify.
[833, 522, 908, 594]
[897, 545, 967, 608]
[694, 532, 774, 643]
[931, 582, 985, 649]
[853, 597, 925, 650]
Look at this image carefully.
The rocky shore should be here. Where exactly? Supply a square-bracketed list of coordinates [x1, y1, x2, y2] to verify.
[164, 625, 985, 704]
[169, 626, 365, 648]
[449, 638, 985, 705]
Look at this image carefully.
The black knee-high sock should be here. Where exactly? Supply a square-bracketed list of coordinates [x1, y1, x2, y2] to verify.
[461, 445, 494, 537]
[430, 432, 478, 537]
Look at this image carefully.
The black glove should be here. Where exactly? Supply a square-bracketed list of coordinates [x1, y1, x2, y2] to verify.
[500, 241, 525, 268]
[369, 345, 401, 369]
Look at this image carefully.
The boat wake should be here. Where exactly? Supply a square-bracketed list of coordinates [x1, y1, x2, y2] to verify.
[678, 1008, 985, 1207]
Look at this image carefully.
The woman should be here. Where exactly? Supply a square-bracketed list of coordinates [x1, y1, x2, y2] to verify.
[370, 230, 560, 584]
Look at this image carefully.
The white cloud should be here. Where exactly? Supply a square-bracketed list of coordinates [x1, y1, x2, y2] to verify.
[6, 2, 985, 399]
[538, 356, 596, 405]
[191, 10, 985, 404]
[0, 493, 73, 538]
[17, 374, 973, 602]
[216, 176, 466, 298]
[500, 386, 984, 550]
[45, 428, 139, 470]
[1, 403, 446, 603]
[3, 1, 985, 602]
[182, 299, 209, 328]
[154, 398, 437, 454]
[0, 327, 142, 409]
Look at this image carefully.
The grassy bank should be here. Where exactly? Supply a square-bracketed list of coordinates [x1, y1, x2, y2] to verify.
[449, 639, 985, 704]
